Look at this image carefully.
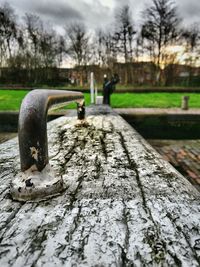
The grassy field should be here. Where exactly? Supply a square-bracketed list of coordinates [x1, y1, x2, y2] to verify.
[111, 93, 200, 108]
[0, 90, 200, 111]
[0, 90, 91, 111]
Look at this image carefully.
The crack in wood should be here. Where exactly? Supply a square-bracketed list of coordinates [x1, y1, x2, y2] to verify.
[120, 199, 133, 266]
[118, 131, 168, 264]
[167, 249, 182, 267]
[166, 212, 200, 265]
[0, 204, 24, 243]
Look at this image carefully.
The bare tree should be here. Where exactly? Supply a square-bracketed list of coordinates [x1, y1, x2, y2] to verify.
[93, 29, 118, 68]
[181, 24, 200, 85]
[94, 29, 106, 66]
[114, 5, 136, 63]
[0, 2, 17, 66]
[65, 22, 90, 66]
[39, 26, 64, 69]
[24, 13, 43, 70]
[182, 24, 200, 66]
[56, 35, 66, 67]
[141, 0, 180, 68]
[22, 13, 63, 83]
[0, 3, 66, 84]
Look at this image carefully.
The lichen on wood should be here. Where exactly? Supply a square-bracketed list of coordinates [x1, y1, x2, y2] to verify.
[0, 106, 200, 266]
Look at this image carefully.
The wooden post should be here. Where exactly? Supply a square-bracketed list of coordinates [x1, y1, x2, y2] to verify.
[90, 72, 94, 104]
[96, 96, 103, 104]
[181, 96, 190, 110]
[95, 84, 98, 103]
[1, 105, 200, 266]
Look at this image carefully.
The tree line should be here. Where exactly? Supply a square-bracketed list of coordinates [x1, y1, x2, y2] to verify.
[0, 0, 199, 85]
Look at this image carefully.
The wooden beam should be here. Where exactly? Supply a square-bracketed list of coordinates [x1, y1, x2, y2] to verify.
[0, 105, 199, 266]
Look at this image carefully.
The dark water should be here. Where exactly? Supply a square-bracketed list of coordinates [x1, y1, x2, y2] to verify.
[122, 114, 200, 139]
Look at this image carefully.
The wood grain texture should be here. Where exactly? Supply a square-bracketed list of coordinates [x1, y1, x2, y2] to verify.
[0, 106, 200, 267]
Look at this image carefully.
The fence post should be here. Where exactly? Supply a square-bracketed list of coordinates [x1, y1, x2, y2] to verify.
[181, 96, 190, 110]
[90, 72, 94, 104]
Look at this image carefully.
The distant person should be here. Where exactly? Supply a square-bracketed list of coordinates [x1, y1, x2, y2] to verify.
[103, 74, 119, 105]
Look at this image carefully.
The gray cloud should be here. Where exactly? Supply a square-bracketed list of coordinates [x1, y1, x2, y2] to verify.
[0, 0, 112, 28]
[0, 0, 199, 32]
[34, 2, 83, 21]
[176, 0, 200, 26]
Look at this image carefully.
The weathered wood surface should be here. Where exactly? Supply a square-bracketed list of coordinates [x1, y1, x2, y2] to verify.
[0, 105, 200, 267]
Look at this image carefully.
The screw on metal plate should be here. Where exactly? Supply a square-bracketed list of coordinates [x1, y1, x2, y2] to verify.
[11, 89, 85, 201]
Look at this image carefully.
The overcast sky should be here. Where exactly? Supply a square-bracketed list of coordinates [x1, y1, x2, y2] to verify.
[0, 0, 200, 33]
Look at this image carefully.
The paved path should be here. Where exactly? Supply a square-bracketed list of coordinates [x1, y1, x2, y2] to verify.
[114, 108, 200, 115]
[149, 140, 200, 191]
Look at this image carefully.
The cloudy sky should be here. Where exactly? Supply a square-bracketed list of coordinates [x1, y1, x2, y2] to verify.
[0, 0, 200, 33]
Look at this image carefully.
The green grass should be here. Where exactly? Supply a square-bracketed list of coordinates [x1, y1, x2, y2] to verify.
[115, 83, 200, 91]
[0, 90, 28, 111]
[111, 93, 200, 108]
[0, 90, 200, 111]
[0, 90, 91, 111]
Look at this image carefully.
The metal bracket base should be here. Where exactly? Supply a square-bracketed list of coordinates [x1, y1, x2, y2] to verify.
[11, 164, 64, 201]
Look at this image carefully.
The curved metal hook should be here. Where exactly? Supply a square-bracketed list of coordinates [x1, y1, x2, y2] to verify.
[18, 89, 85, 172]
[11, 89, 85, 201]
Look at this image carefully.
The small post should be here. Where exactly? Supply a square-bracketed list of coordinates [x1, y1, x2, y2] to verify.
[181, 96, 190, 110]
[95, 84, 98, 103]
[90, 72, 94, 104]
[96, 96, 103, 105]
